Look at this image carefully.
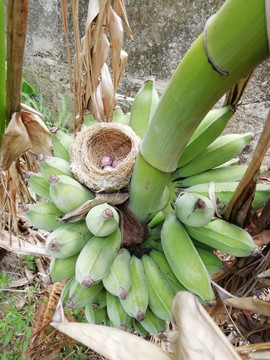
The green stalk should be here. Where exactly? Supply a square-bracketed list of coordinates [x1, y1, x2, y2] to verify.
[129, 0, 269, 223]
[0, 0, 5, 145]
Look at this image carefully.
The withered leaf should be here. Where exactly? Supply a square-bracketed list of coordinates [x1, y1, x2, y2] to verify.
[1, 111, 52, 170]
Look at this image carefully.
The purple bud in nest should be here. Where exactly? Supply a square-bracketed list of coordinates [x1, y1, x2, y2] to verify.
[101, 155, 113, 168]
[112, 159, 122, 168]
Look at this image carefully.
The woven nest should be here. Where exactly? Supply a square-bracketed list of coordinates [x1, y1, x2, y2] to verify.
[70, 122, 140, 193]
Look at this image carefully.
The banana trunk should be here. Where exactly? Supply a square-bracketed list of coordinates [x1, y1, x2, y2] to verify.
[129, 0, 269, 222]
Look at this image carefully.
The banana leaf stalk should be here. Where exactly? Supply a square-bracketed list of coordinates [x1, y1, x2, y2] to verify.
[129, 0, 270, 223]
[0, 0, 5, 145]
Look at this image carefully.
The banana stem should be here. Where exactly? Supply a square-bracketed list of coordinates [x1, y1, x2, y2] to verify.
[129, 0, 269, 222]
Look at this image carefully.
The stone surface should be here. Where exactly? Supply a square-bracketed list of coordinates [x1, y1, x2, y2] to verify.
[23, 0, 270, 165]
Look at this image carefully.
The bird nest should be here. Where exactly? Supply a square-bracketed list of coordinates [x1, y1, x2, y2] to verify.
[69, 122, 140, 193]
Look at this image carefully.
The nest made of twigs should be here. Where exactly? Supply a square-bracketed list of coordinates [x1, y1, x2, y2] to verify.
[70, 122, 140, 193]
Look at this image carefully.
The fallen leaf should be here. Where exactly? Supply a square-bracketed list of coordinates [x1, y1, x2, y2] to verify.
[50, 321, 175, 360]
[171, 291, 241, 360]
[224, 297, 270, 317]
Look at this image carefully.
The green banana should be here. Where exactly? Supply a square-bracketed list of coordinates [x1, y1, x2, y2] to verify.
[142, 254, 174, 321]
[91, 287, 107, 310]
[81, 113, 98, 129]
[102, 248, 132, 300]
[85, 303, 107, 324]
[184, 182, 270, 216]
[64, 278, 103, 309]
[22, 201, 64, 231]
[176, 132, 253, 177]
[161, 214, 215, 301]
[173, 164, 267, 186]
[129, 77, 159, 139]
[75, 228, 122, 288]
[85, 203, 120, 237]
[49, 174, 95, 213]
[24, 171, 51, 200]
[49, 254, 78, 283]
[196, 247, 223, 275]
[177, 106, 235, 168]
[120, 255, 149, 321]
[149, 249, 186, 293]
[185, 218, 256, 257]
[106, 291, 132, 330]
[175, 192, 214, 227]
[45, 221, 92, 258]
[50, 127, 74, 162]
[37, 154, 74, 180]
[132, 318, 149, 336]
[112, 106, 129, 125]
[140, 308, 167, 335]
[147, 211, 165, 228]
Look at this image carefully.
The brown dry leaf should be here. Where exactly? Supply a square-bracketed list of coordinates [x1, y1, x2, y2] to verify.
[51, 321, 175, 360]
[224, 297, 270, 317]
[254, 229, 270, 247]
[171, 291, 241, 360]
[101, 63, 115, 121]
[109, 5, 124, 92]
[0, 111, 52, 170]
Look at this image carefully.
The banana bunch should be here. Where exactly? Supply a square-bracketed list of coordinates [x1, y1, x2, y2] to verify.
[23, 81, 267, 337]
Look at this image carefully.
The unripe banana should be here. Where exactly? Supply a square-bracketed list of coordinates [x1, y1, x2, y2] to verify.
[175, 192, 214, 227]
[37, 154, 74, 180]
[120, 255, 149, 322]
[112, 106, 129, 125]
[85, 303, 107, 324]
[142, 254, 174, 322]
[24, 171, 51, 200]
[185, 218, 256, 257]
[161, 214, 215, 301]
[129, 77, 159, 139]
[85, 203, 119, 237]
[140, 308, 167, 335]
[22, 202, 64, 231]
[49, 253, 78, 283]
[132, 318, 149, 336]
[106, 291, 132, 330]
[61, 276, 75, 303]
[196, 247, 223, 275]
[102, 248, 132, 300]
[49, 174, 95, 213]
[176, 132, 253, 177]
[184, 182, 270, 216]
[91, 287, 107, 310]
[147, 211, 165, 228]
[173, 164, 267, 186]
[81, 113, 98, 129]
[149, 249, 186, 293]
[75, 228, 122, 288]
[139, 231, 163, 252]
[177, 106, 234, 168]
[50, 127, 74, 162]
[64, 278, 103, 309]
[45, 221, 92, 258]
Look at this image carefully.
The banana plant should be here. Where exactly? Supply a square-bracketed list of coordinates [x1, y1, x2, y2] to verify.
[0, 0, 5, 145]
[128, 0, 270, 223]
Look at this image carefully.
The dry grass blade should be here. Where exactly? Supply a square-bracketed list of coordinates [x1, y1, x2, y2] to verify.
[25, 282, 79, 360]
[60, 0, 73, 91]
[113, 0, 133, 40]
[171, 291, 242, 360]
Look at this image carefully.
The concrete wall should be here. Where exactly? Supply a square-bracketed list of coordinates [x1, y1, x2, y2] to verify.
[23, 0, 270, 164]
